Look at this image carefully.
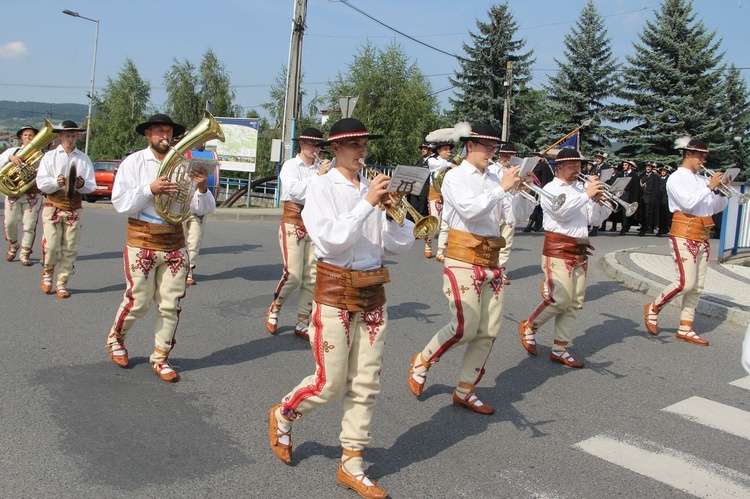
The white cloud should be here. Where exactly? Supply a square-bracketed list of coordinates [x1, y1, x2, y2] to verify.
[0, 41, 29, 59]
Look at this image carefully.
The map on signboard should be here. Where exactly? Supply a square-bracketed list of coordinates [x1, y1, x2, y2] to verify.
[206, 118, 259, 173]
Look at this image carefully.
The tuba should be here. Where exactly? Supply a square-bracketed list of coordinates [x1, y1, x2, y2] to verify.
[362, 162, 439, 239]
[154, 111, 225, 225]
[0, 118, 59, 196]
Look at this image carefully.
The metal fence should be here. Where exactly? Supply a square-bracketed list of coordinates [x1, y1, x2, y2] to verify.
[718, 182, 750, 261]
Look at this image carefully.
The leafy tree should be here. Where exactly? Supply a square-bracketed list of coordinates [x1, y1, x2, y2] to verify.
[449, 2, 536, 149]
[538, 0, 620, 154]
[326, 41, 443, 166]
[613, 0, 728, 167]
[163, 58, 202, 129]
[89, 58, 150, 160]
[199, 48, 242, 119]
[721, 64, 750, 179]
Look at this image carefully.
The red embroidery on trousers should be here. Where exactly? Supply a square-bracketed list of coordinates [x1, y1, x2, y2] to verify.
[684, 239, 701, 263]
[655, 236, 687, 308]
[166, 250, 186, 277]
[363, 306, 384, 346]
[283, 304, 327, 416]
[293, 224, 307, 244]
[429, 265, 465, 360]
[131, 248, 157, 279]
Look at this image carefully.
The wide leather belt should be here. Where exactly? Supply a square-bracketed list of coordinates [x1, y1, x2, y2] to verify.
[126, 218, 185, 251]
[445, 229, 505, 267]
[428, 185, 442, 201]
[46, 190, 82, 211]
[281, 201, 305, 226]
[313, 260, 390, 312]
[669, 212, 714, 242]
[542, 231, 593, 262]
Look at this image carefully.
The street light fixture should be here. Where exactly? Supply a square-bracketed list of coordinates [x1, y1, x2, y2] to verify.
[62, 9, 99, 156]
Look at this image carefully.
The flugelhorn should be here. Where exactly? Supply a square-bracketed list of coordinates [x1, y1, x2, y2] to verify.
[0, 118, 59, 197]
[577, 173, 638, 216]
[361, 161, 439, 239]
[155, 111, 225, 225]
[493, 161, 566, 211]
[700, 166, 749, 204]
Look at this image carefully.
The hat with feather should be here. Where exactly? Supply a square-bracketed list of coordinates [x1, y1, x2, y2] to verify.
[674, 136, 709, 153]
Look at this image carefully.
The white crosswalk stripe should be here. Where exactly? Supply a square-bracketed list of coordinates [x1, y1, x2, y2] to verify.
[663, 396, 750, 440]
[575, 377, 750, 496]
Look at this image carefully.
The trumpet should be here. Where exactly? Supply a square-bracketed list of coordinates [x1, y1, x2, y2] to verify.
[361, 161, 439, 239]
[578, 173, 639, 216]
[700, 166, 749, 204]
[493, 161, 566, 211]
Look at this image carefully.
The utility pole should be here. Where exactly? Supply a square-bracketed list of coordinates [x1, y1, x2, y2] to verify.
[281, 0, 307, 163]
[501, 61, 513, 142]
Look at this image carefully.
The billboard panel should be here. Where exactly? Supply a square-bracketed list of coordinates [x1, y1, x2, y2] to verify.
[206, 117, 259, 173]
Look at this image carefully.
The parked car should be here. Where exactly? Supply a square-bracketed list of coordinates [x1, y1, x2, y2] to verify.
[85, 159, 120, 202]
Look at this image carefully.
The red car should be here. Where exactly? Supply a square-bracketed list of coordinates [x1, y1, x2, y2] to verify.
[85, 159, 120, 202]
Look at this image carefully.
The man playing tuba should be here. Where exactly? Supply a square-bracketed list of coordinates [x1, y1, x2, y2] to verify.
[106, 114, 216, 383]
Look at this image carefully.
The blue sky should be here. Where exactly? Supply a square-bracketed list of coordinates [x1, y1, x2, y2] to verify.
[1, 0, 748, 119]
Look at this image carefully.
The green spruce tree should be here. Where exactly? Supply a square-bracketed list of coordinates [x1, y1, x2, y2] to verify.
[448, 1, 535, 148]
[614, 0, 727, 166]
[722, 64, 750, 179]
[539, 0, 620, 154]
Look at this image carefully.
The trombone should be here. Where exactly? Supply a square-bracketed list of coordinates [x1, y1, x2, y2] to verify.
[361, 161, 439, 239]
[492, 161, 566, 211]
[700, 166, 749, 205]
[577, 173, 639, 216]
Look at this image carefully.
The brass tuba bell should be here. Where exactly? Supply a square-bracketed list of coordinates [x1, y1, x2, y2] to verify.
[154, 111, 224, 225]
[0, 118, 59, 197]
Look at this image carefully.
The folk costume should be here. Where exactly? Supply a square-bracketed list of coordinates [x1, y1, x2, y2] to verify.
[519, 149, 611, 368]
[1, 125, 42, 266]
[407, 123, 526, 415]
[644, 138, 728, 346]
[265, 127, 326, 340]
[106, 114, 215, 382]
[425, 142, 453, 260]
[183, 211, 206, 285]
[269, 118, 414, 499]
[35, 121, 95, 298]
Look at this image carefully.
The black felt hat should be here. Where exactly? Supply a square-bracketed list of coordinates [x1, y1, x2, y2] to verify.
[317, 118, 383, 147]
[555, 148, 586, 163]
[16, 124, 39, 138]
[457, 123, 501, 143]
[295, 127, 324, 142]
[135, 114, 186, 137]
[53, 120, 86, 133]
[497, 141, 517, 155]
[674, 136, 709, 153]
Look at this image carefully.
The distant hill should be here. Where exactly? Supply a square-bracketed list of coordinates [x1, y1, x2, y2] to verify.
[0, 101, 87, 132]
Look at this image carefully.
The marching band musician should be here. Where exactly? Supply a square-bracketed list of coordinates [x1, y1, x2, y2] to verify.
[105, 114, 216, 383]
[265, 127, 330, 340]
[1, 125, 43, 266]
[518, 148, 611, 368]
[425, 140, 453, 261]
[268, 118, 414, 499]
[407, 123, 522, 415]
[643, 138, 728, 346]
[35, 120, 95, 298]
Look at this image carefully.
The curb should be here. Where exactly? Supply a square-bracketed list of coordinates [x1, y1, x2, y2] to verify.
[601, 251, 750, 327]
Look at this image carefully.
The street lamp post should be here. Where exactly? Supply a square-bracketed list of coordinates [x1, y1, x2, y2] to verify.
[62, 9, 99, 156]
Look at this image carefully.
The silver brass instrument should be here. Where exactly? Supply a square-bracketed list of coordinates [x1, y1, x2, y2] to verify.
[0, 118, 59, 196]
[361, 162, 439, 239]
[494, 161, 566, 211]
[578, 173, 638, 216]
[700, 166, 749, 205]
[155, 111, 225, 225]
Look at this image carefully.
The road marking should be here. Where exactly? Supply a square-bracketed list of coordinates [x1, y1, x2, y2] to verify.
[576, 435, 750, 497]
[729, 376, 750, 390]
[663, 396, 750, 440]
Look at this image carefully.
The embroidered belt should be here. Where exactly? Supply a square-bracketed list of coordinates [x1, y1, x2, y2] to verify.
[669, 212, 714, 242]
[313, 260, 390, 312]
[281, 201, 305, 227]
[126, 218, 185, 251]
[445, 229, 505, 267]
[45, 190, 82, 211]
[542, 231, 594, 262]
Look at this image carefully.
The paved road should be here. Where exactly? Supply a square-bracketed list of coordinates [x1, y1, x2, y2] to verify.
[1, 206, 748, 498]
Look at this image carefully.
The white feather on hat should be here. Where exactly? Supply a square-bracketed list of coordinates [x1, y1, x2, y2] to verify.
[425, 127, 456, 142]
[674, 136, 691, 150]
[451, 122, 472, 143]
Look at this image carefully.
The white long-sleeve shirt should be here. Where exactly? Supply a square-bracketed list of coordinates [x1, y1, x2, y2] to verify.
[541, 177, 611, 238]
[301, 167, 415, 271]
[666, 166, 729, 216]
[278, 154, 320, 203]
[36, 145, 95, 195]
[0, 146, 20, 163]
[441, 160, 511, 237]
[427, 156, 451, 185]
[112, 147, 215, 224]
